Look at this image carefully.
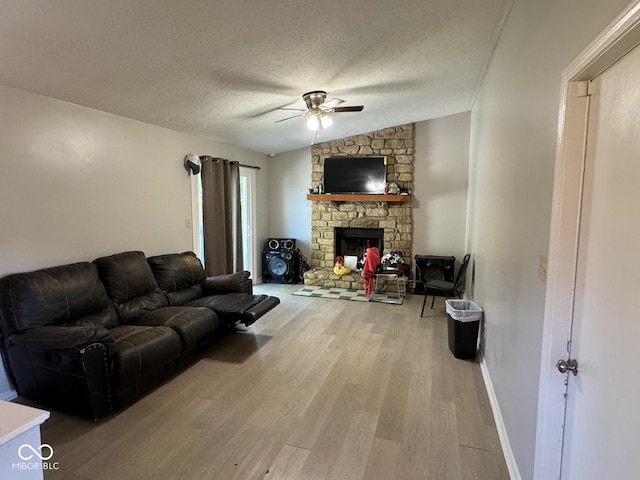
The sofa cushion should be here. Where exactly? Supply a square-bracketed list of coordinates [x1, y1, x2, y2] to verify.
[147, 252, 205, 289]
[94, 251, 169, 323]
[0, 262, 118, 336]
[130, 306, 220, 354]
[147, 252, 205, 305]
[110, 325, 181, 396]
[163, 286, 202, 307]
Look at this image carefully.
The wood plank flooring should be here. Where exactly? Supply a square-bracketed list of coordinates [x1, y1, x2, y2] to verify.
[37, 284, 509, 480]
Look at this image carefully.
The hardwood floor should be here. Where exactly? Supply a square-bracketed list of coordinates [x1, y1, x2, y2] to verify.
[38, 284, 509, 480]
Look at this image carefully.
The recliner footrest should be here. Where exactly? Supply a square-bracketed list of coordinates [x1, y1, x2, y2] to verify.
[186, 293, 280, 326]
[242, 296, 280, 325]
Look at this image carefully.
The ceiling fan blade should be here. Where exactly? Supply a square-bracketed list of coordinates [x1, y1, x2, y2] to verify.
[323, 97, 345, 109]
[332, 105, 364, 112]
[275, 112, 307, 123]
[247, 103, 304, 118]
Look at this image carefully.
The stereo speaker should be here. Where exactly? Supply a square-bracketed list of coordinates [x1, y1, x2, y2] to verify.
[265, 238, 296, 251]
[262, 250, 301, 284]
[414, 255, 455, 294]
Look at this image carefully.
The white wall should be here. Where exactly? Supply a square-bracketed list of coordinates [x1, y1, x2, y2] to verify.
[267, 147, 312, 261]
[468, 0, 631, 478]
[0, 85, 268, 398]
[413, 113, 470, 264]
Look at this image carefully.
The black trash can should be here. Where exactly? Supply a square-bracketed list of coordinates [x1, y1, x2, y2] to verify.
[445, 299, 483, 360]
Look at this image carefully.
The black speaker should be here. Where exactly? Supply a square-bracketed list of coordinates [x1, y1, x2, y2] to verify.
[265, 238, 296, 251]
[262, 250, 301, 284]
[414, 255, 455, 294]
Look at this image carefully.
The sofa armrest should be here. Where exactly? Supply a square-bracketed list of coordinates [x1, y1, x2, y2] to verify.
[7, 325, 113, 350]
[201, 271, 253, 295]
[5, 326, 116, 419]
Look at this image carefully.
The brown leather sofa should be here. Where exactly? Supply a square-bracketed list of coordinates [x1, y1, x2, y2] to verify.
[0, 250, 279, 420]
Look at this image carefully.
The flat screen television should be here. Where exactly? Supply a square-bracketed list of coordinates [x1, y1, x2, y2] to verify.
[323, 156, 387, 194]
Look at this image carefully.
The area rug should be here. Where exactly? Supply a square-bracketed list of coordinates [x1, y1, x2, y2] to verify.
[292, 285, 404, 305]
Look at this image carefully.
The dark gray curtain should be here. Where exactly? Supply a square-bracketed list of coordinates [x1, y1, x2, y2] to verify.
[200, 156, 242, 276]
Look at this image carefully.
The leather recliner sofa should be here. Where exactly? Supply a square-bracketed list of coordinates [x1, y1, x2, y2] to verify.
[146, 251, 280, 326]
[0, 250, 279, 420]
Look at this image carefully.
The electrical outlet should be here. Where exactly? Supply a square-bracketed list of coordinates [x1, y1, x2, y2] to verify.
[539, 255, 548, 281]
[185, 218, 191, 228]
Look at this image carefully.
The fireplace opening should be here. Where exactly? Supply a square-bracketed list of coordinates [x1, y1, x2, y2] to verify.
[335, 227, 384, 260]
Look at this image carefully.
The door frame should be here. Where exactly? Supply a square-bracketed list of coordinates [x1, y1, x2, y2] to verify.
[534, 2, 640, 478]
[239, 166, 258, 276]
[190, 171, 203, 261]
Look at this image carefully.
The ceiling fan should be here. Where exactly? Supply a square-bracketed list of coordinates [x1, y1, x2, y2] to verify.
[276, 90, 364, 131]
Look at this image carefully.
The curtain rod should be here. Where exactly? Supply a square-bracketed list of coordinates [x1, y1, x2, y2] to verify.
[239, 163, 261, 170]
[199, 156, 261, 170]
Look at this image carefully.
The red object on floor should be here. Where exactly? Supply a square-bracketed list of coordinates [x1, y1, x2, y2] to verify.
[361, 246, 380, 296]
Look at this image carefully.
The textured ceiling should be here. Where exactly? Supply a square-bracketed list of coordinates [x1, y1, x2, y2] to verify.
[0, 0, 513, 154]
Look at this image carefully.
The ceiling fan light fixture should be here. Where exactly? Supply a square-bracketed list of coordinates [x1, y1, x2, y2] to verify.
[320, 113, 333, 129]
[306, 114, 320, 131]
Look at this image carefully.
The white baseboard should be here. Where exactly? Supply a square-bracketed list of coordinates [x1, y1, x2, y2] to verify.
[479, 353, 522, 480]
[0, 389, 17, 401]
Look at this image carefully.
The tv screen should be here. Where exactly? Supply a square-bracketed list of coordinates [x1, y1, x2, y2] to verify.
[323, 156, 387, 194]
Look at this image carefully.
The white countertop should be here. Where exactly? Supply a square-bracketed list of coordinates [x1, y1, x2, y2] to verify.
[0, 401, 50, 446]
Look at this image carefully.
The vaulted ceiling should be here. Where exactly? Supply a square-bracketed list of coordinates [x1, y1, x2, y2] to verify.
[0, 0, 513, 154]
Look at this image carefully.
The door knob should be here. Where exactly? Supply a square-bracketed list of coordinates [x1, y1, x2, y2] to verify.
[556, 358, 578, 376]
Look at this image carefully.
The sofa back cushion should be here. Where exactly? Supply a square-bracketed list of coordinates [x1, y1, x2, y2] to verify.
[0, 262, 118, 336]
[147, 252, 205, 306]
[93, 251, 168, 323]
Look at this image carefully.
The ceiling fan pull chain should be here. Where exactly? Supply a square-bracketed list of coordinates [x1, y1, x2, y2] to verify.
[310, 128, 322, 145]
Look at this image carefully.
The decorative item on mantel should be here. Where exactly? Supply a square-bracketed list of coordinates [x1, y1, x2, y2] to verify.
[378, 250, 409, 276]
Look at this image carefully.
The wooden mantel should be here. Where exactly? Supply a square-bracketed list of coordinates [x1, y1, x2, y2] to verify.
[306, 194, 411, 203]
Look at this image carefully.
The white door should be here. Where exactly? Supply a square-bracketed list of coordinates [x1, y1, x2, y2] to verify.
[559, 43, 640, 479]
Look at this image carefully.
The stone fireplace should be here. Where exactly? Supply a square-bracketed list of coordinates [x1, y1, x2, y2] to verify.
[304, 124, 414, 290]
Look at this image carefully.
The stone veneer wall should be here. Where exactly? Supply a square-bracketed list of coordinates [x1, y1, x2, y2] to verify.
[306, 124, 414, 288]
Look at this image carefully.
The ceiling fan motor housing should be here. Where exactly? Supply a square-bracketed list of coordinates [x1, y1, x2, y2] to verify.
[303, 90, 328, 110]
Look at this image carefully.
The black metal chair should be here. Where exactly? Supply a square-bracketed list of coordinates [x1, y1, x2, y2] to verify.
[420, 253, 471, 317]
